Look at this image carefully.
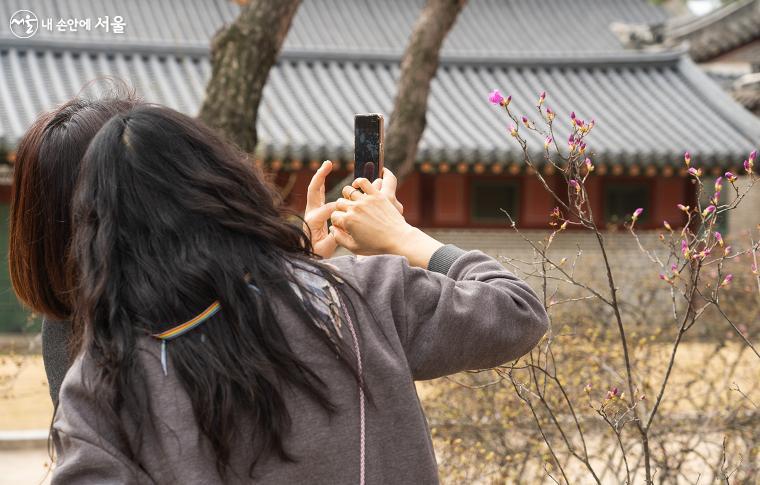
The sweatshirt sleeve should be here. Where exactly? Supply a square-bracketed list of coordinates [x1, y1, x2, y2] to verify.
[335, 246, 549, 380]
[52, 357, 154, 485]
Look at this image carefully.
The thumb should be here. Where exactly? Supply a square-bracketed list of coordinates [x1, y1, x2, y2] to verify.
[380, 168, 398, 196]
[307, 201, 337, 225]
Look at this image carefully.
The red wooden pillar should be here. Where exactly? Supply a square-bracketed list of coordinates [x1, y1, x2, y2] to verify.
[521, 175, 555, 228]
[284, 169, 312, 213]
[584, 175, 604, 226]
[652, 177, 687, 228]
[433, 173, 467, 226]
[396, 171, 421, 226]
[0, 184, 11, 204]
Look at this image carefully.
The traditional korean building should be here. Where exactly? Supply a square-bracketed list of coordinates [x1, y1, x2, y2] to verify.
[0, 0, 759, 327]
[664, 0, 760, 115]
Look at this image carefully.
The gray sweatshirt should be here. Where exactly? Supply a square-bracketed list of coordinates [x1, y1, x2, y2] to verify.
[51, 246, 548, 484]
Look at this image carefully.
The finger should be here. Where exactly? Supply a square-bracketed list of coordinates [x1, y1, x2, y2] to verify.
[351, 177, 379, 195]
[380, 168, 398, 196]
[342, 184, 365, 201]
[306, 201, 337, 225]
[330, 210, 349, 230]
[314, 233, 338, 256]
[330, 225, 359, 252]
[372, 178, 383, 191]
[306, 160, 332, 209]
[335, 198, 356, 212]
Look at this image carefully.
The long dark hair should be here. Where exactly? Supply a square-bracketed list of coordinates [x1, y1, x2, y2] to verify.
[9, 90, 139, 326]
[70, 104, 358, 477]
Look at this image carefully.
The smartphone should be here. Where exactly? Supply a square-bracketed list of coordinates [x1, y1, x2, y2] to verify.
[354, 113, 384, 181]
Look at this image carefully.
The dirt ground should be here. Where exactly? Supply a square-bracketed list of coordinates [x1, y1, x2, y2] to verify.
[0, 342, 757, 483]
[0, 449, 51, 485]
[0, 356, 53, 430]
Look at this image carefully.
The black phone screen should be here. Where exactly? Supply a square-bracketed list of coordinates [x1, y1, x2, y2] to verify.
[354, 114, 384, 181]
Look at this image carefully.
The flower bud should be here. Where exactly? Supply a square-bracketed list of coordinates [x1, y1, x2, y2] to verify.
[663, 220, 672, 231]
[714, 231, 723, 247]
[725, 171, 737, 183]
[488, 89, 504, 105]
[509, 124, 518, 137]
[632, 207, 643, 222]
[688, 167, 702, 177]
[677, 204, 690, 212]
[702, 205, 716, 217]
[684, 152, 691, 167]
[720, 274, 733, 287]
[544, 136, 553, 150]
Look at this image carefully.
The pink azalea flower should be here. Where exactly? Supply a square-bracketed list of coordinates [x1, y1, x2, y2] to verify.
[488, 89, 504, 105]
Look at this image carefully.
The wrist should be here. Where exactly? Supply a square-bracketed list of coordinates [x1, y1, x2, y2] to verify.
[389, 225, 444, 268]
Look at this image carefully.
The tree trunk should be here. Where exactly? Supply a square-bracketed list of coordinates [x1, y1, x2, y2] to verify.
[198, 0, 301, 153]
[384, 0, 466, 181]
[327, 0, 466, 200]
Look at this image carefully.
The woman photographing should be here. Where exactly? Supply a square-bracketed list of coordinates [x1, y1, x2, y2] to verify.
[29, 103, 548, 483]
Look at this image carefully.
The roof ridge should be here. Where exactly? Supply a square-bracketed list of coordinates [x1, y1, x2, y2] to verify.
[0, 37, 687, 68]
[667, 0, 759, 37]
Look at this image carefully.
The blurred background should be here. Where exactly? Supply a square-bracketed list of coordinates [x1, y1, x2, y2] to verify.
[0, 1, 758, 483]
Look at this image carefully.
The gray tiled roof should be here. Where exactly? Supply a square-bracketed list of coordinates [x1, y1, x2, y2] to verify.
[1, 0, 758, 167]
[1, 0, 667, 56]
[665, 0, 760, 62]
